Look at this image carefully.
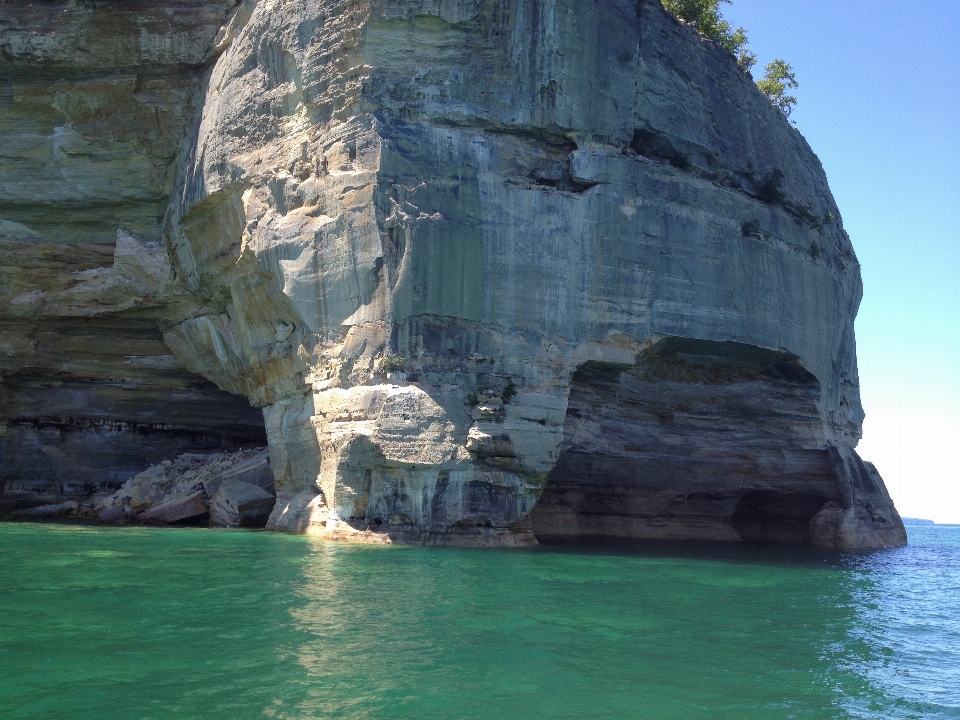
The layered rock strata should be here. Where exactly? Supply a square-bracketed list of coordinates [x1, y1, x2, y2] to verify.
[1, 0, 905, 548]
[528, 339, 902, 548]
[0, 0, 267, 513]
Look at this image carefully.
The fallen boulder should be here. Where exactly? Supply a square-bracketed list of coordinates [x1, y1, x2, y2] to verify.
[97, 504, 129, 525]
[96, 447, 274, 526]
[19, 501, 80, 518]
[200, 450, 274, 498]
[137, 490, 208, 525]
[125, 463, 177, 513]
[209, 481, 276, 528]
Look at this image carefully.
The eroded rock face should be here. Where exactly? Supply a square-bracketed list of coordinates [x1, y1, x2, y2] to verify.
[0, 0, 267, 511]
[152, 0, 904, 547]
[528, 339, 905, 548]
[1, 0, 905, 548]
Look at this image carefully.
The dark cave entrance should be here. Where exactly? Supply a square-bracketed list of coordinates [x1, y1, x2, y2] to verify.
[529, 338, 843, 545]
[0, 374, 267, 511]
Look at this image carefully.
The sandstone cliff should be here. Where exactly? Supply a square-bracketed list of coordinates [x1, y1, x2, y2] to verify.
[0, 0, 905, 549]
[0, 0, 267, 510]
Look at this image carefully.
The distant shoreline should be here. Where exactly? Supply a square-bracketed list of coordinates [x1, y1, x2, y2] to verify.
[902, 519, 960, 527]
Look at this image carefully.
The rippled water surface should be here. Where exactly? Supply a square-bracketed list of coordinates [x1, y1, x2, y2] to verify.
[1, 523, 958, 719]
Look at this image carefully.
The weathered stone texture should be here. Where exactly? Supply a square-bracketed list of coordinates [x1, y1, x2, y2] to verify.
[90, 447, 276, 527]
[0, 0, 267, 510]
[209, 479, 275, 527]
[1, 0, 904, 548]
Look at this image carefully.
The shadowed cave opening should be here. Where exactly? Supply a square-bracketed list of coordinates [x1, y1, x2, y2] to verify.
[530, 338, 843, 545]
[0, 374, 268, 515]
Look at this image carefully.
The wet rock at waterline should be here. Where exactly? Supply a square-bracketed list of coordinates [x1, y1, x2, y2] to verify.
[93, 448, 276, 528]
[0, 0, 904, 548]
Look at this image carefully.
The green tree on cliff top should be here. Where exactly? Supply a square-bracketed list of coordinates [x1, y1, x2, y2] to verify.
[756, 59, 799, 117]
[661, 0, 757, 72]
[661, 0, 797, 117]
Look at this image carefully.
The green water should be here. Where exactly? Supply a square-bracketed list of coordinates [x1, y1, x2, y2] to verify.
[1, 524, 958, 719]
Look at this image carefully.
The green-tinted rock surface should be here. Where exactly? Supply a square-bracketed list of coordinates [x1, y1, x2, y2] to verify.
[0, 0, 904, 548]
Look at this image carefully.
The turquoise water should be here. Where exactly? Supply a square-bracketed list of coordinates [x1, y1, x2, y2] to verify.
[1, 524, 958, 719]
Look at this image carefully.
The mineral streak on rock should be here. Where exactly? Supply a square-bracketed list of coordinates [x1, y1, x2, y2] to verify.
[1, 0, 905, 548]
[0, 0, 268, 511]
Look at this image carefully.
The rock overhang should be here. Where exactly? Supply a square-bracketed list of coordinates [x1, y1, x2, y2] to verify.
[1, 0, 905, 548]
[0, 0, 270, 513]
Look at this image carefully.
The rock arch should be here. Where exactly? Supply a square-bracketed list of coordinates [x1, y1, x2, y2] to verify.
[530, 338, 903, 547]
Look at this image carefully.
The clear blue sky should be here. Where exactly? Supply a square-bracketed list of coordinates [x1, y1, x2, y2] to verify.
[723, 0, 960, 522]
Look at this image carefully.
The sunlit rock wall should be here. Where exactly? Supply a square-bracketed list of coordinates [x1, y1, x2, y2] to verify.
[159, 0, 904, 547]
